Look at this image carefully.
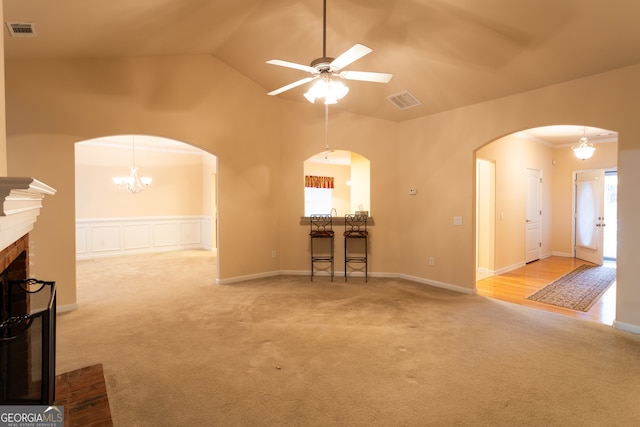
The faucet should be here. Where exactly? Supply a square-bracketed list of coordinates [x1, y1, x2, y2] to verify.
[331, 208, 337, 217]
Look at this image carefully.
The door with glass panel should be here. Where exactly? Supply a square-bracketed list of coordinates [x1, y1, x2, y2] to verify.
[574, 170, 605, 265]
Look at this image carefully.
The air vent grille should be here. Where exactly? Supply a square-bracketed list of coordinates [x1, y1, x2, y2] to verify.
[6, 22, 37, 37]
[387, 91, 421, 110]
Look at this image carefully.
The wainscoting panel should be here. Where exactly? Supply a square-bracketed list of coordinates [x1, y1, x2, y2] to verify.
[76, 216, 212, 259]
[123, 224, 151, 250]
[180, 222, 201, 245]
[153, 223, 179, 247]
[91, 225, 122, 253]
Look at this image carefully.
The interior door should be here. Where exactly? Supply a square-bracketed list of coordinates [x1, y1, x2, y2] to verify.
[525, 168, 541, 263]
[575, 170, 605, 265]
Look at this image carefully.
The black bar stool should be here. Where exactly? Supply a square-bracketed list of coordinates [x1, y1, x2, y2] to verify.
[309, 214, 334, 281]
[344, 214, 368, 282]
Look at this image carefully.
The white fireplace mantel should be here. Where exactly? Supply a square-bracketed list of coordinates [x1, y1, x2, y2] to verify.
[0, 177, 56, 252]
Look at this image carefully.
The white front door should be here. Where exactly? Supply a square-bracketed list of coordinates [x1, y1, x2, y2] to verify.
[525, 168, 542, 263]
[575, 170, 605, 265]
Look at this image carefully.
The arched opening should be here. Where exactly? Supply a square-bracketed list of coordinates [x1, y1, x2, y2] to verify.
[303, 150, 370, 217]
[474, 125, 618, 325]
[74, 134, 218, 283]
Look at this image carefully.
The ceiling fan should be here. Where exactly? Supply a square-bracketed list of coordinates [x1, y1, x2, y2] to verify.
[266, 0, 393, 104]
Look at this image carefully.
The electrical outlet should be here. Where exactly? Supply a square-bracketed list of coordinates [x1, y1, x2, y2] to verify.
[271, 250, 277, 258]
[428, 257, 435, 266]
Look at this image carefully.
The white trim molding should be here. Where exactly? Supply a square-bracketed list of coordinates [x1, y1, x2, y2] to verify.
[221, 269, 477, 295]
[0, 177, 56, 253]
[76, 216, 213, 259]
[613, 320, 640, 335]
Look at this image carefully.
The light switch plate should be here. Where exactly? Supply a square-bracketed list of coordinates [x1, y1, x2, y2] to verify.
[453, 215, 463, 226]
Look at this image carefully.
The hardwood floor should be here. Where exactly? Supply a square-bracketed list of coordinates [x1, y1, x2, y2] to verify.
[476, 256, 616, 325]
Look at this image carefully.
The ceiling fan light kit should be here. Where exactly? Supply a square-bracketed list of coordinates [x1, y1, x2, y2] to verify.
[266, 0, 392, 104]
[304, 74, 349, 104]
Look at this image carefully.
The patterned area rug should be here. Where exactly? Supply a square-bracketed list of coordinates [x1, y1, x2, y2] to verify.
[525, 264, 616, 312]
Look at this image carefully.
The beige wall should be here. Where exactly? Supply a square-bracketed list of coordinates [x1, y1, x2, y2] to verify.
[6, 55, 281, 306]
[4, 54, 640, 332]
[8, 135, 77, 303]
[75, 142, 211, 218]
[0, 7, 6, 175]
[397, 65, 640, 330]
[476, 159, 495, 273]
[477, 133, 554, 271]
[278, 102, 400, 277]
[350, 152, 370, 214]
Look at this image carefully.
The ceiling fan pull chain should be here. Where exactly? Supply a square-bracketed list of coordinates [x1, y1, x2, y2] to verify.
[324, 103, 330, 158]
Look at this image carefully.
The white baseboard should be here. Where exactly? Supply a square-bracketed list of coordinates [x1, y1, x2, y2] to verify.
[219, 269, 475, 295]
[494, 262, 525, 276]
[398, 273, 477, 295]
[478, 253, 575, 278]
[550, 251, 574, 258]
[57, 303, 78, 313]
[216, 270, 281, 285]
[613, 320, 640, 335]
[476, 267, 494, 280]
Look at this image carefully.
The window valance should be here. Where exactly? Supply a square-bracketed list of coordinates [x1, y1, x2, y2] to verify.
[305, 175, 334, 189]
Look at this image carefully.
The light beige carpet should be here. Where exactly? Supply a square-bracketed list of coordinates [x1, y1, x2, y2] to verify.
[57, 251, 640, 426]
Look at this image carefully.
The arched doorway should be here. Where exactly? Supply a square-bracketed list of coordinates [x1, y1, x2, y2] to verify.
[474, 125, 618, 325]
[74, 134, 219, 284]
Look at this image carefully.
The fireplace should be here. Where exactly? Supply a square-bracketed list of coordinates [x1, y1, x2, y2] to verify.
[0, 178, 56, 405]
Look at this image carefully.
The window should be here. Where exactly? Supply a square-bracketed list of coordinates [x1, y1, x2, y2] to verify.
[303, 150, 370, 217]
[304, 187, 333, 216]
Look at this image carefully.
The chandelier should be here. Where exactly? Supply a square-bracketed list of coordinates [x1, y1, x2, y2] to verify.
[571, 127, 595, 160]
[112, 136, 152, 194]
[304, 73, 349, 104]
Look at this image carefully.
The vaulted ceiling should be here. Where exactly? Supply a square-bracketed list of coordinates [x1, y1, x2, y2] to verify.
[4, 0, 636, 142]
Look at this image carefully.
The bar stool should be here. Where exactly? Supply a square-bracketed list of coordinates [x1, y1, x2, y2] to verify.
[309, 214, 334, 281]
[344, 214, 368, 282]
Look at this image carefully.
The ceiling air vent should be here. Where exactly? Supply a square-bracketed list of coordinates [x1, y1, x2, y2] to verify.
[6, 22, 37, 37]
[387, 91, 421, 110]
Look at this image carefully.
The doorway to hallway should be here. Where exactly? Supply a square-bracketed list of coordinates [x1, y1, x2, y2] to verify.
[475, 126, 618, 325]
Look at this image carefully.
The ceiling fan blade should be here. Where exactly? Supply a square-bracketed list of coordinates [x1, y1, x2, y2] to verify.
[267, 76, 316, 96]
[266, 59, 316, 74]
[330, 44, 372, 71]
[339, 70, 393, 83]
